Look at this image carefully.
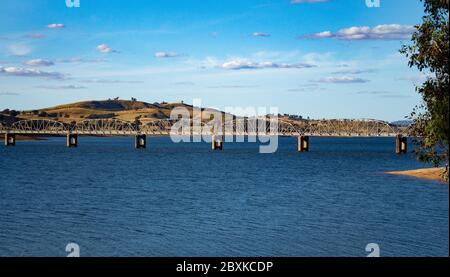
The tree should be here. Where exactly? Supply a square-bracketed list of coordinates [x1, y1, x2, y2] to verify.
[400, 0, 449, 180]
[9, 110, 20, 117]
[134, 116, 142, 131]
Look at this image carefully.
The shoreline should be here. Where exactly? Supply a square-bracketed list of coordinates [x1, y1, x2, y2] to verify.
[386, 168, 448, 183]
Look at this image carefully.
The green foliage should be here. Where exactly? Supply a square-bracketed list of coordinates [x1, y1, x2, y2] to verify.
[400, 0, 449, 180]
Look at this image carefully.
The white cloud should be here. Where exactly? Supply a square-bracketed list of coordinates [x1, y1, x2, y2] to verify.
[57, 58, 107, 64]
[79, 79, 143, 84]
[395, 74, 429, 84]
[252, 32, 271, 37]
[304, 24, 415, 40]
[287, 86, 325, 92]
[332, 69, 376, 75]
[313, 76, 370, 84]
[0, 66, 65, 79]
[7, 44, 32, 56]
[221, 59, 316, 70]
[96, 44, 117, 54]
[173, 81, 195, 86]
[154, 52, 178, 58]
[24, 59, 55, 66]
[47, 23, 65, 29]
[312, 31, 333, 38]
[208, 84, 259, 89]
[0, 92, 20, 96]
[36, 85, 86, 90]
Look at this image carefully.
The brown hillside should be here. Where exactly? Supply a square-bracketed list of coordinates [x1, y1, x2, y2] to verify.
[43, 100, 159, 112]
[0, 100, 229, 124]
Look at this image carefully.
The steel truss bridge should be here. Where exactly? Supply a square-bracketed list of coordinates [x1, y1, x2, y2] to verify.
[0, 118, 409, 137]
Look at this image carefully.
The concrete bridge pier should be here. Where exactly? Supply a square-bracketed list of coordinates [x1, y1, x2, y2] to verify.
[67, 134, 78, 148]
[396, 135, 407, 154]
[135, 134, 146, 149]
[211, 135, 223, 151]
[5, 133, 16, 146]
[298, 135, 309, 152]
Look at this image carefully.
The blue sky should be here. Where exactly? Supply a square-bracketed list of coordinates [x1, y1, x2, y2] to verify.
[0, 0, 427, 121]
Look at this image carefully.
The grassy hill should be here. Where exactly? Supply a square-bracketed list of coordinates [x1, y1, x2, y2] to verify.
[0, 99, 228, 125]
[43, 99, 160, 112]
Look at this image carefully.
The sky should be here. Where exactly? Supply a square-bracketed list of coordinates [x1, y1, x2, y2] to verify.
[0, 0, 428, 121]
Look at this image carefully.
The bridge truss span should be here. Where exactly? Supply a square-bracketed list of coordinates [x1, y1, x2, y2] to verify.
[9, 119, 71, 135]
[75, 119, 137, 135]
[0, 118, 409, 137]
[138, 118, 301, 136]
[295, 119, 407, 137]
[224, 118, 300, 136]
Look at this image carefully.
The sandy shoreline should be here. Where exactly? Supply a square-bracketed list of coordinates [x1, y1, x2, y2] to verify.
[386, 168, 448, 183]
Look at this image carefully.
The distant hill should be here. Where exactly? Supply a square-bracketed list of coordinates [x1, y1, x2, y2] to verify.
[1, 99, 408, 127]
[390, 120, 414, 127]
[0, 99, 225, 125]
[44, 99, 159, 112]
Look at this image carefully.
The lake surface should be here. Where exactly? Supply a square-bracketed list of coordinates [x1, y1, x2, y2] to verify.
[0, 137, 448, 257]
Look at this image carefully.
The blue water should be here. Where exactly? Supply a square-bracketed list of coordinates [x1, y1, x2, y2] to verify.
[0, 137, 448, 257]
